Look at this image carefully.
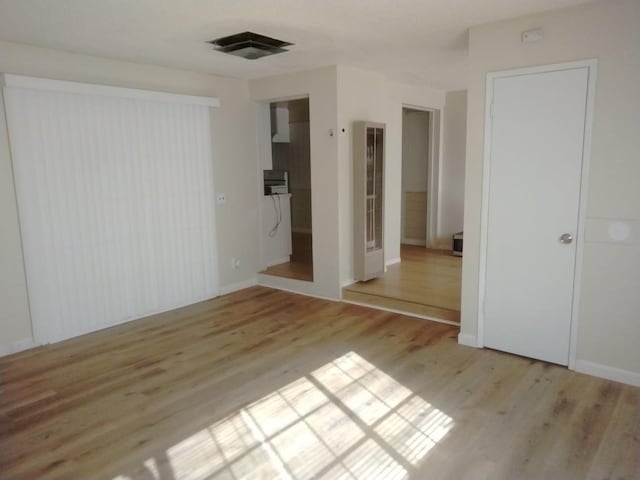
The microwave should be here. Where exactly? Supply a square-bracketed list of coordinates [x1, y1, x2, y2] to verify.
[264, 170, 289, 195]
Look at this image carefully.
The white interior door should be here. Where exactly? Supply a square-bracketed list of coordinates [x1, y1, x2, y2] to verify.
[483, 66, 590, 365]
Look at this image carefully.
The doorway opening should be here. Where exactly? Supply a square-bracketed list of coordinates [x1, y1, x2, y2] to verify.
[401, 108, 431, 247]
[261, 98, 313, 282]
[343, 104, 464, 325]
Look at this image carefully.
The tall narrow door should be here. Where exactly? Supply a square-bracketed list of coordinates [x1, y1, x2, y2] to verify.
[483, 66, 591, 365]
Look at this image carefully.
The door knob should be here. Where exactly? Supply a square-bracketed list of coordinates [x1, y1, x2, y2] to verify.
[559, 233, 573, 244]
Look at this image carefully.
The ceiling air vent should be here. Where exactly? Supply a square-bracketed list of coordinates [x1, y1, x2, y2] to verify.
[208, 32, 293, 60]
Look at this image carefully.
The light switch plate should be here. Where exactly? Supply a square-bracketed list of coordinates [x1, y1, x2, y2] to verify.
[522, 28, 543, 43]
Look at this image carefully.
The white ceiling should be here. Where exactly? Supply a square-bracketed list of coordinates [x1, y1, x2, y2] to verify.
[0, 0, 596, 90]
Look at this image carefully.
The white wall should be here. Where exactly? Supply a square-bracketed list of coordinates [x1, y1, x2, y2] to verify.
[401, 110, 429, 244]
[0, 41, 258, 352]
[250, 67, 341, 299]
[439, 90, 467, 247]
[460, 0, 640, 382]
[402, 110, 429, 193]
[336, 65, 445, 286]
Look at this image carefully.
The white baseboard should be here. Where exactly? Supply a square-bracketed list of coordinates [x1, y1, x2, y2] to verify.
[0, 337, 40, 357]
[573, 360, 640, 387]
[219, 277, 258, 296]
[341, 278, 356, 288]
[385, 257, 401, 267]
[457, 332, 479, 348]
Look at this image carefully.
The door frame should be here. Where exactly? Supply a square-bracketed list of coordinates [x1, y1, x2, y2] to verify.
[476, 59, 597, 370]
[400, 104, 441, 249]
[255, 95, 312, 275]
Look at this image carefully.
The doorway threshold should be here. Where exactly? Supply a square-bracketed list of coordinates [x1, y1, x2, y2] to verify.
[342, 289, 460, 324]
[261, 260, 313, 282]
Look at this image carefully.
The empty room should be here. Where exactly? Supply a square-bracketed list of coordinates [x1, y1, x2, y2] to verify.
[0, 1, 638, 479]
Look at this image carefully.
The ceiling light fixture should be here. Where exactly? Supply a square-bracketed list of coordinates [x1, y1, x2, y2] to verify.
[207, 31, 293, 60]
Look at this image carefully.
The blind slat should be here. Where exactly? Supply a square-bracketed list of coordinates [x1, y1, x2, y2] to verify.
[5, 84, 219, 344]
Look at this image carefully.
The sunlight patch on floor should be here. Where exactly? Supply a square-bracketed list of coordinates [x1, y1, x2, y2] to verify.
[114, 352, 454, 480]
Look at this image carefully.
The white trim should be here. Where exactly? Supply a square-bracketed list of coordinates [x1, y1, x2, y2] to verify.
[342, 299, 460, 327]
[0, 337, 40, 357]
[401, 238, 427, 246]
[385, 257, 401, 267]
[219, 277, 258, 296]
[476, 70, 494, 348]
[3, 74, 220, 107]
[574, 360, 640, 387]
[477, 60, 598, 365]
[457, 333, 479, 348]
[568, 62, 597, 370]
[428, 109, 442, 248]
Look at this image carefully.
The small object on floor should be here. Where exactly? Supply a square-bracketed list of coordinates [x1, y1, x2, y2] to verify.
[453, 232, 463, 257]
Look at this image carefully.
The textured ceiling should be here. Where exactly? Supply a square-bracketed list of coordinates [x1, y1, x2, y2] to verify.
[0, 0, 596, 90]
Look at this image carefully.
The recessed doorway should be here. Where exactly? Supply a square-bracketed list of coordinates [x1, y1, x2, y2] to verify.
[401, 108, 431, 247]
[343, 103, 465, 325]
[261, 98, 313, 282]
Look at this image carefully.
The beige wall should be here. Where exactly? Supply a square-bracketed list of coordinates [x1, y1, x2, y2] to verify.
[460, 0, 640, 378]
[439, 90, 467, 248]
[0, 41, 258, 352]
[402, 110, 429, 193]
[336, 65, 445, 285]
[0, 90, 32, 351]
[401, 110, 429, 244]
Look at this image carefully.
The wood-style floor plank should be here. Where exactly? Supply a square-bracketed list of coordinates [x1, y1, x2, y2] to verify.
[1, 286, 638, 480]
[261, 232, 314, 282]
[343, 245, 462, 322]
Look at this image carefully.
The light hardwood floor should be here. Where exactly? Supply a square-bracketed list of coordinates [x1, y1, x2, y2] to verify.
[1, 286, 638, 480]
[343, 245, 462, 322]
[262, 232, 313, 282]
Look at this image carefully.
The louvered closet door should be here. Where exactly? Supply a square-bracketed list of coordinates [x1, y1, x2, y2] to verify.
[4, 80, 219, 344]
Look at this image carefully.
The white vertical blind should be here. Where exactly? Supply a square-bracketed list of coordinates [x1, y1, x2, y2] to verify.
[4, 78, 219, 344]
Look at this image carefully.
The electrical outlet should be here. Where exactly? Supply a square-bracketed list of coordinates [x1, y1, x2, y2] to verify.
[217, 193, 227, 205]
[231, 258, 241, 269]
